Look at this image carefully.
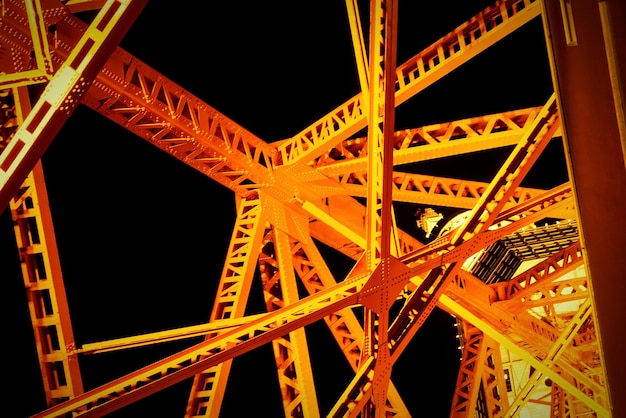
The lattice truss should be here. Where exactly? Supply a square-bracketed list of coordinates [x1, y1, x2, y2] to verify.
[0, 0, 611, 417]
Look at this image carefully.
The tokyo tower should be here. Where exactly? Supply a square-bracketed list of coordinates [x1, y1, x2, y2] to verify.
[1, 0, 625, 416]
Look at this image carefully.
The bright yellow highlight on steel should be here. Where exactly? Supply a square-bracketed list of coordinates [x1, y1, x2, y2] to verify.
[1, 0, 623, 416]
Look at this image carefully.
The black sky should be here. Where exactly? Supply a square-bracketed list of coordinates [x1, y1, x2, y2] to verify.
[2, 1, 558, 416]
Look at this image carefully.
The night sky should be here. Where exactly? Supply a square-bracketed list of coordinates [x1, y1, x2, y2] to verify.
[1, 1, 561, 416]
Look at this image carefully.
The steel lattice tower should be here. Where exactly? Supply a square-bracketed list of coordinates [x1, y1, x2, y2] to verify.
[1, 0, 625, 417]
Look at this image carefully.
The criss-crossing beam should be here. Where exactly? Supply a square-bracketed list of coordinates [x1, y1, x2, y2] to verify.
[3, 0, 618, 416]
[0, 0, 147, 210]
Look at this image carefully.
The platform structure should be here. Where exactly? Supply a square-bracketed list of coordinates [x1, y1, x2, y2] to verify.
[1, 0, 624, 417]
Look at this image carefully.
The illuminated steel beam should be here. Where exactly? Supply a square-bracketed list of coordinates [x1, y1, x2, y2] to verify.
[360, 1, 400, 413]
[0, 0, 147, 210]
[554, 365, 605, 416]
[328, 355, 376, 418]
[388, 188, 578, 374]
[185, 196, 266, 418]
[30, 269, 370, 417]
[292, 240, 364, 366]
[2, 1, 275, 196]
[32, 183, 574, 417]
[24, 0, 54, 78]
[86, 43, 435, 265]
[480, 338, 509, 417]
[507, 273, 588, 313]
[543, 1, 626, 413]
[261, 227, 320, 417]
[439, 295, 609, 417]
[315, 106, 562, 173]
[492, 240, 585, 304]
[389, 263, 461, 364]
[6, 1, 614, 416]
[363, 25, 398, 418]
[76, 314, 265, 355]
[80, 42, 428, 264]
[450, 267, 603, 397]
[445, 270, 607, 415]
[550, 384, 568, 417]
[8, 85, 83, 406]
[258, 195, 411, 415]
[0, 1, 428, 263]
[365, 0, 399, 270]
[0, 0, 62, 89]
[334, 171, 552, 208]
[451, 93, 560, 245]
[330, 191, 572, 416]
[504, 298, 592, 417]
[450, 324, 490, 417]
[291, 234, 410, 416]
[10, 165, 85, 405]
[83, 48, 278, 197]
[275, 0, 542, 166]
[330, 187, 576, 416]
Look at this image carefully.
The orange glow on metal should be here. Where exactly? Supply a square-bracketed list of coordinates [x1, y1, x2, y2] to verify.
[1, 0, 623, 416]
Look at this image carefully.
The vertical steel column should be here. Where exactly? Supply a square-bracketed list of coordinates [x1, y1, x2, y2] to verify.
[542, 1, 626, 416]
[11, 160, 84, 406]
[362, 0, 398, 415]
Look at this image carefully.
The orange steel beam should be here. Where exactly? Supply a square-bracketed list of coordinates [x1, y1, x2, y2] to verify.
[0, 0, 147, 211]
[258, 196, 410, 415]
[314, 106, 561, 172]
[439, 294, 608, 416]
[79, 39, 427, 263]
[331, 104, 572, 413]
[10, 163, 85, 405]
[399, 99, 566, 272]
[30, 181, 573, 417]
[451, 268, 601, 385]
[446, 273, 606, 414]
[450, 324, 488, 417]
[480, 338, 509, 417]
[63, 0, 107, 14]
[0, 0, 59, 89]
[7, 84, 84, 406]
[261, 227, 320, 417]
[75, 314, 266, 355]
[30, 268, 370, 417]
[288, 231, 411, 416]
[446, 267, 606, 414]
[328, 355, 377, 417]
[492, 240, 584, 303]
[505, 298, 592, 417]
[184, 196, 265, 417]
[0, 1, 545, 255]
[326, 187, 576, 415]
[335, 171, 558, 208]
[8, 1, 613, 416]
[542, 1, 626, 416]
[83, 47, 278, 197]
[7, 1, 546, 266]
[360, 0, 399, 414]
[365, 0, 398, 270]
[275, 0, 542, 166]
[451, 93, 559, 245]
[57, 0, 546, 267]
